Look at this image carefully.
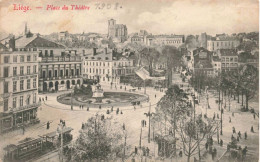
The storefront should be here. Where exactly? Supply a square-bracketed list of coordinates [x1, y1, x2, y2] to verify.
[13, 107, 38, 127]
[0, 113, 13, 133]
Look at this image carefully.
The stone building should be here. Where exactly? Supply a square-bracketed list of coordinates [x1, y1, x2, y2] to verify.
[108, 19, 128, 43]
[0, 44, 40, 133]
[82, 48, 135, 84]
[207, 37, 240, 51]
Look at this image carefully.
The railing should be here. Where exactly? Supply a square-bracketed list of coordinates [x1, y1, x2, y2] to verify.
[11, 103, 41, 113]
[41, 56, 81, 63]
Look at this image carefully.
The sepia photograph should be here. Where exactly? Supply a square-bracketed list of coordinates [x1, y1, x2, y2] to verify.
[0, 0, 259, 161]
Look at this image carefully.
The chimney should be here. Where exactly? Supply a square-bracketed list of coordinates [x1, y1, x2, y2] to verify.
[93, 48, 97, 56]
[9, 36, 15, 51]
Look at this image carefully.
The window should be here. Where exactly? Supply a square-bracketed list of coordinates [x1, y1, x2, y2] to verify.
[45, 50, 48, 57]
[234, 58, 238, 62]
[20, 80, 24, 91]
[34, 55, 37, 61]
[20, 56, 24, 62]
[4, 82, 8, 93]
[103, 69, 105, 74]
[90, 68, 91, 73]
[4, 99, 8, 111]
[4, 56, 9, 63]
[13, 67, 17, 76]
[13, 97, 17, 108]
[27, 66, 31, 74]
[71, 69, 74, 76]
[4, 67, 9, 77]
[226, 58, 229, 62]
[33, 65, 37, 73]
[42, 71, 46, 78]
[50, 50, 53, 56]
[13, 56, 17, 62]
[60, 70, 63, 77]
[55, 70, 58, 77]
[27, 79, 30, 89]
[26, 95, 30, 105]
[33, 79, 36, 88]
[13, 81, 17, 92]
[230, 58, 233, 62]
[20, 96, 24, 107]
[20, 66, 24, 75]
[33, 93, 36, 103]
[49, 70, 52, 78]
[27, 55, 31, 61]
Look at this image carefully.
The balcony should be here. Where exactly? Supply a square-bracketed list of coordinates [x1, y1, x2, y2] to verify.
[11, 103, 41, 113]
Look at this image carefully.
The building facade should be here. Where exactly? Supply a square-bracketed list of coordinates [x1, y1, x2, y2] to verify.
[82, 48, 135, 84]
[207, 38, 240, 51]
[217, 49, 238, 72]
[0, 51, 40, 133]
[144, 35, 184, 47]
[108, 19, 128, 43]
[39, 56, 82, 92]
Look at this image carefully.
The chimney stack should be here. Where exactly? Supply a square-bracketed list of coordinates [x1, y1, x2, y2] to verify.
[93, 48, 97, 56]
[9, 36, 15, 51]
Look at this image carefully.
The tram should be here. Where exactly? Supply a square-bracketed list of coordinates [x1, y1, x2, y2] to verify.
[3, 127, 73, 162]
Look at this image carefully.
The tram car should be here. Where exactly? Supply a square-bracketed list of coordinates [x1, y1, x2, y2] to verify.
[3, 127, 73, 162]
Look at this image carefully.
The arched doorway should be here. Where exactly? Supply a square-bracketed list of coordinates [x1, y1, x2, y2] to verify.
[43, 82, 48, 92]
[66, 80, 70, 89]
[49, 82, 54, 90]
[55, 81, 59, 91]
[77, 79, 80, 85]
[72, 80, 76, 85]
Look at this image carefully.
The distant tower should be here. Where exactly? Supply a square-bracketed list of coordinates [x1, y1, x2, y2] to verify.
[24, 22, 28, 35]
[108, 19, 116, 38]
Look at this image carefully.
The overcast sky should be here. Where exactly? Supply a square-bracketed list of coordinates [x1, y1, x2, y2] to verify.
[0, 0, 258, 36]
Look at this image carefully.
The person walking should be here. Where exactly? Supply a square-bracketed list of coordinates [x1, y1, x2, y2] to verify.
[205, 142, 208, 151]
[244, 132, 247, 140]
[237, 136, 240, 142]
[47, 121, 50, 129]
[82, 123, 85, 129]
[123, 123, 125, 130]
[22, 125, 25, 135]
[220, 139, 223, 147]
[146, 147, 150, 156]
[251, 126, 254, 133]
[238, 131, 241, 139]
[232, 127, 236, 134]
[135, 146, 138, 155]
[229, 116, 231, 123]
[45, 96, 47, 101]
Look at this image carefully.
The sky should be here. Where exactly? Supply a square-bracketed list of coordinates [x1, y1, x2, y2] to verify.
[0, 0, 259, 36]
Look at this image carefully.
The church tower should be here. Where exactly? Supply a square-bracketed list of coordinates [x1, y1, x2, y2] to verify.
[108, 19, 116, 38]
[24, 22, 28, 35]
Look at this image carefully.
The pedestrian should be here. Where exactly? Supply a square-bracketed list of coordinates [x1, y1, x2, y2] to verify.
[111, 106, 113, 112]
[42, 98, 44, 102]
[237, 136, 239, 142]
[220, 139, 223, 147]
[205, 142, 208, 151]
[82, 123, 84, 129]
[229, 116, 231, 123]
[135, 146, 138, 155]
[107, 109, 110, 114]
[232, 127, 236, 134]
[47, 121, 50, 129]
[179, 150, 182, 157]
[144, 120, 146, 127]
[213, 147, 217, 160]
[39, 98, 41, 102]
[63, 120, 66, 126]
[244, 132, 247, 140]
[251, 126, 254, 133]
[82, 105, 84, 109]
[125, 86, 126, 91]
[99, 105, 101, 109]
[238, 131, 241, 139]
[155, 94, 156, 98]
[146, 147, 150, 156]
[22, 125, 25, 135]
[123, 123, 125, 130]
[121, 110, 123, 114]
[253, 113, 256, 119]
[45, 96, 47, 101]
[231, 134, 235, 141]
[87, 107, 89, 111]
[60, 119, 63, 123]
[213, 113, 215, 120]
[71, 106, 73, 111]
[242, 146, 247, 160]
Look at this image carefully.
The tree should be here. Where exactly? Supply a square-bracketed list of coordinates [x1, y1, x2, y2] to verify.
[155, 84, 191, 157]
[179, 116, 217, 162]
[124, 42, 146, 66]
[140, 47, 160, 76]
[240, 64, 258, 110]
[65, 115, 127, 161]
[185, 35, 199, 49]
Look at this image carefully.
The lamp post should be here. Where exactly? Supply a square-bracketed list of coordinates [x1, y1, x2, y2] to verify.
[70, 89, 73, 110]
[144, 103, 154, 143]
[57, 123, 64, 162]
[220, 108, 223, 135]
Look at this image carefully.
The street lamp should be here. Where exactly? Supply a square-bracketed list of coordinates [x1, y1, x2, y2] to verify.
[220, 108, 223, 135]
[71, 89, 73, 110]
[144, 103, 154, 143]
